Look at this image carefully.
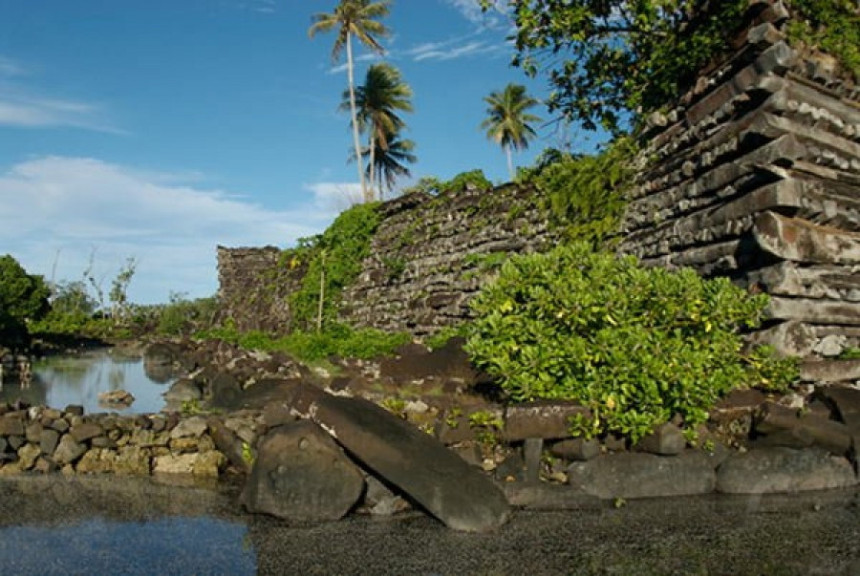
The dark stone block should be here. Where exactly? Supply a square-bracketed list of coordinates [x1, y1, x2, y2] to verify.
[240, 421, 364, 523]
[567, 451, 716, 500]
[637, 423, 686, 456]
[504, 401, 590, 442]
[39, 429, 60, 455]
[289, 384, 510, 532]
[550, 438, 601, 461]
[0, 415, 25, 437]
[70, 422, 105, 443]
[716, 447, 857, 494]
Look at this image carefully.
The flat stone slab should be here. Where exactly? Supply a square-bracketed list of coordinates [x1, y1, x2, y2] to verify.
[567, 451, 716, 500]
[241, 420, 365, 523]
[716, 447, 857, 494]
[504, 401, 590, 441]
[287, 384, 510, 532]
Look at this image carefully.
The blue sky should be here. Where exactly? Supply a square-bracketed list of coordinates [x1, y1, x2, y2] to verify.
[0, 0, 603, 305]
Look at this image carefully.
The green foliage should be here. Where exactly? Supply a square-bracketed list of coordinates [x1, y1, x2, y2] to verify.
[0, 255, 50, 345]
[464, 243, 798, 442]
[424, 324, 468, 351]
[440, 169, 493, 194]
[289, 202, 382, 330]
[403, 170, 493, 197]
[786, 0, 860, 80]
[154, 293, 220, 336]
[468, 409, 504, 446]
[837, 347, 860, 360]
[196, 320, 410, 363]
[527, 137, 637, 246]
[486, 0, 748, 133]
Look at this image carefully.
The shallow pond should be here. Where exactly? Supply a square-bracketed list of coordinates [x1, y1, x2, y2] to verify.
[0, 349, 171, 414]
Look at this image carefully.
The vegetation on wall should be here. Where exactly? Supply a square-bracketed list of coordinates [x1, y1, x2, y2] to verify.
[197, 320, 409, 363]
[486, 0, 859, 134]
[520, 137, 637, 246]
[464, 242, 798, 442]
[483, 0, 749, 133]
[403, 170, 494, 197]
[786, 0, 860, 80]
[287, 202, 382, 331]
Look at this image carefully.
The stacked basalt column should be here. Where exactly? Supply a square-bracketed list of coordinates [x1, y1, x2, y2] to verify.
[619, 1, 860, 383]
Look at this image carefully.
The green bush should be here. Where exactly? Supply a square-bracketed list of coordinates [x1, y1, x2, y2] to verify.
[0, 255, 50, 345]
[464, 243, 797, 442]
[196, 320, 409, 363]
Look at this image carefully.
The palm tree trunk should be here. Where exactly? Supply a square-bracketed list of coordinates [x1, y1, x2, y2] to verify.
[346, 34, 370, 203]
[368, 131, 377, 199]
[506, 144, 514, 182]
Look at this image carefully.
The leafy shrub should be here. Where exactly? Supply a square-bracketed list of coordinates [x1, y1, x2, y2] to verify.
[155, 294, 219, 336]
[464, 243, 797, 442]
[440, 169, 492, 194]
[0, 255, 50, 345]
[289, 202, 382, 330]
[521, 138, 637, 247]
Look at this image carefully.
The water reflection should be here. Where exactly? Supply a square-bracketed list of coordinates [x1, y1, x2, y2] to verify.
[0, 350, 171, 414]
[0, 517, 256, 576]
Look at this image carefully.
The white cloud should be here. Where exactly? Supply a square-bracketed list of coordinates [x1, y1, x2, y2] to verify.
[0, 96, 124, 134]
[304, 181, 363, 213]
[0, 156, 342, 304]
[443, 0, 510, 29]
[409, 39, 502, 62]
[0, 54, 122, 133]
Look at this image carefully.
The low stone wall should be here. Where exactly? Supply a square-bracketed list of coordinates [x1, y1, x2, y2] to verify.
[217, 183, 557, 336]
[0, 402, 260, 478]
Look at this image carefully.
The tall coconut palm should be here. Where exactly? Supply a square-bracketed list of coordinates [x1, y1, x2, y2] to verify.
[362, 130, 417, 198]
[480, 83, 542, 181]
[309, 0, 391, 203]
[341, 62, 413, 196]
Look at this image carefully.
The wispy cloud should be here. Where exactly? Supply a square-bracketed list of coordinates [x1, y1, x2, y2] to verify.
[0, 55, 122, 133]
[443, 0, 510, 30]
[0, 56, 25, 77]
[0, 156, 344, 303]
[408, 39, 503, 62]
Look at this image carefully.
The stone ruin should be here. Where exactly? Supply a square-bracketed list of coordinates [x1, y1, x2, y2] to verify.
[618, 0, 860, 383]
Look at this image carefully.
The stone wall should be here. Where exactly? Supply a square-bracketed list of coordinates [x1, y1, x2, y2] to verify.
[0, 402, 261, 477]
[342, 184, 557, 334]
[216, 245, 301, 333]
[618, 0, 860, 379]
[218, 183, 557, 336]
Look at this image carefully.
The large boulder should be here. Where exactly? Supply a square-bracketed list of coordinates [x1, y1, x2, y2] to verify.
[567, 451, 716, 499]
[716, 447, 857, 494]
[240, 421, 365, 523]
[286, 383, 510, 532]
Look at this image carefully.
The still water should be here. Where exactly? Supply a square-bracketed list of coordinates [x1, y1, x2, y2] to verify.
[0, 349, 170, 414]
[0, 474, 857, 576]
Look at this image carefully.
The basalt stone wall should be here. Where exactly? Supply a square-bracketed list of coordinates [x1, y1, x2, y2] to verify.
[218, 184, 557, 336]
[619, 0, 860, 380]
[341, 184, 557, 334]
[216, 246, 303, 333]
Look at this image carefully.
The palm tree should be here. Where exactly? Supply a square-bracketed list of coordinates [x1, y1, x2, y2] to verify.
[480, 83, 542, 181]
[342, 63, 413, 197]
[362, 130, 417, 198]
[309, 0, 391, 203]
